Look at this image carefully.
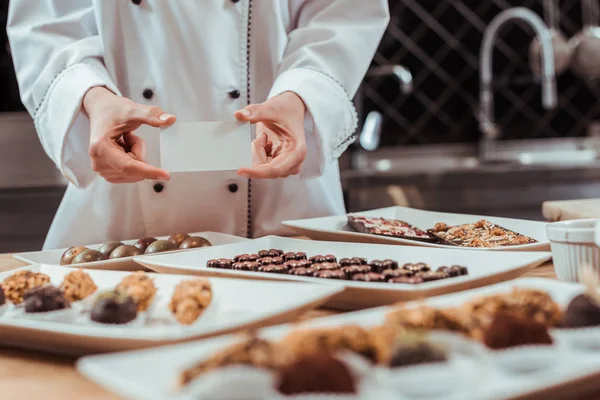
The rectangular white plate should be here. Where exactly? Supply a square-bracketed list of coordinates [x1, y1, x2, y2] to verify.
[283, 206, 550, 251]
[0, 265, 342, 355]
[160, 121, 252, 172]
[134, 236, 551, 310]
[13, 232, 248, 271]
[77, 278, 599, 400]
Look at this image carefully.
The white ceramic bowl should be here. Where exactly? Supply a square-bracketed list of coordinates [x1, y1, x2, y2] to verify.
[546, 219, 600, 282]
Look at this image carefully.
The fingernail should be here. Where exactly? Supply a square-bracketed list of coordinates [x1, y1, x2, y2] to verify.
[159, 113, 174, 121]
[239, 108, 252, 118]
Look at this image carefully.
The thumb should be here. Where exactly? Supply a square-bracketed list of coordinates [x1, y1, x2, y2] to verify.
[234, 102, 276, 123]
[129, 104, 177, 128]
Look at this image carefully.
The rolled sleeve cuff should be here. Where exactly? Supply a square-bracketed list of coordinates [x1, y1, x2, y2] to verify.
[268, 67, 358, 179]
[33, 62, 119, 188]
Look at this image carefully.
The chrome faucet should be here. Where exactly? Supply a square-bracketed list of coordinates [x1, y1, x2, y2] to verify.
[479, 7, 558, 161]
[356, 65, 413, 151]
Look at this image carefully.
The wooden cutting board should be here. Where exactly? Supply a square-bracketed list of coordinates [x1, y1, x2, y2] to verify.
[542, 199, 600, 221]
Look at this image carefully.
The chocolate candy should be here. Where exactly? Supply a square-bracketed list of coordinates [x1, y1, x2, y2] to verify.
[206, 259, 219, 268]
[289, 267, 314, 276]
[309, 255, 326, 264]
[233, 254, 248, 262]
[277, 354, 357, 395]
[416, 271, 449, 282]
[297, 260, 312, 268]
[258, 257, 273, 266]
[91, 291, 137, 324]
[314, 270, 346, 280]
[312, 262, 339, 272]
[283, 252, 297, 262]
[258, 265, 288, 274]
[350, 257, 368, 265]
[339, 258, 353, 267]
[23, 286, 71, 313]
[271, 257, 283, 265]
[217, 258, 233, 269]
[403, 262, 430, 273]
[324, 254, 337, 263]
[295, 252, 307, 261]
[382, 259, 399, 270]
[268, 249, 283, 257]
[382, 268, 413, 280]
[369, 260, 384, 273]
[449, 265, 468, 276]
[341, 265, 371, 279]
[389, 276, 424, 284]
[351, 272, 385, 283]
[232, 261, 259, 271]
[284, 261, 300, 270]
[257, 250, 270, 258]
[248, 254, 259, 262]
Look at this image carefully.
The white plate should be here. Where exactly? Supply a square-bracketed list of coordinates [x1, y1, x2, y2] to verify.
[0, 265, 342, 355]
[77, 278, 600, 400]
[283, 206, 550, 251]
[13, 232, 248, 271]
[134, 236, 551, 310]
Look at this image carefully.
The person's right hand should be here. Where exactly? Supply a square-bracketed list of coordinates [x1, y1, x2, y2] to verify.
[82, 87, 176, 184]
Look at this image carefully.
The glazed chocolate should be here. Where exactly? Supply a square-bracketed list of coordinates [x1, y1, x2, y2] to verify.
[297, 260, 312, 268]
[217, 258, 233, 269]
[449, 265, 468, 276]
[339, 258, 353, 267]
[233, 254, 249, 262]
[389, 276, 424, 284]
[282, 252, 297, 261]
[341, 265, 371, 279]
[347, 215, 435, 242]
[284, 261, 300, 270]
[258, 257, 273, 266]
[351, 257, 368, 265]
[382, 268, 413, 280]
[268, 249, 283, 257]
[289, 267, 313, 277]
[91, 291, 137, 324]
[351, 272, 385, 283]
[207, 259, 219, 268]
[309, 255, 326, 264]
[382, 259, 399, 270]
[257, 250, 270, 258]
[258, 264, 288, 274]
[23, 286, 71, 313]
[562, 294, 600, 328]
[368, 260, 384, 273]
[232, 261, 259, 271]
[324, 254, 337, 263]
[403, 263, 430, 273]
[295, 252, 307, 260]
[311, 262, 340, 272]
[277, 354, 356, 395]
[270, 257, 283, 265]
[247, 254, 259, 262]
[314, 270, 346, 280]
[416, 271, 449, 282]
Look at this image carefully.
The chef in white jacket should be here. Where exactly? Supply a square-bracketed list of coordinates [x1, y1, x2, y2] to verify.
[8, 0, 389, 250]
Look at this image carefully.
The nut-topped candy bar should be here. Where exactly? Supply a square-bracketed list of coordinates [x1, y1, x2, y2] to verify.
[347, 215, 435, 242]
[428, 219, 537, 248]
[207, 250, 468, 285]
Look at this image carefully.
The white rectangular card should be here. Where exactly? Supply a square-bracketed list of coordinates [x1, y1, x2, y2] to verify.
[160, 121, 252, 172]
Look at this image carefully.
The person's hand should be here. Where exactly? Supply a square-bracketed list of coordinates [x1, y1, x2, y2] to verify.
[234, 92, 307, 179]
[82, 87, 176, 184]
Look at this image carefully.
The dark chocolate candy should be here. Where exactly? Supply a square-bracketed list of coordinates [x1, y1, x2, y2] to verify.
[258, 264, 288, 274]
[309, 255, 326, 264]
[23, 286, 70, 313]
[257, 250, 270, 258]
[403, 263, 430, 273]
[312, 262, 340, 272]
[341, 265, 371, 279]
[416, 271, 449, 282]
[324, 254, 337, 263]
[382, 259, 399, 270]
[449, 265, 468, 276]
[283, 252, 297, 262]
[562, 294, 600, 328]
[247, 254, 259, 262]
[484, 312, 553, 349]
[313, 270, 346, 280]
[91, 291, 137, 324]
[277, 354, 356, 395]
[258, 257, 273, 266]
[233, 254, 249, 262]
[295, 252, 307, 260]
[351, 257, 368, 265]
[382, 268, 413, 280]
[217, 258, 233, 269]
[389, 276, 424, 284]
[339, 258, 353, 267]
[351, 272, 385, 283]
[232, 261, 259, 271]
[297, 260, 312, 268]
[369, 260, 384, 273]
[284, 261, 300, 270]
[390, 341, 448, 368]
[206, 259, 219, 268]
[289, 267, 313, 276]
[271, 257, 283, 265]
[268, 249, 283, 257]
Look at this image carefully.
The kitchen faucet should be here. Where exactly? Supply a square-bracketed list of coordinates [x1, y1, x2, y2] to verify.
[479, 7, 558, 161]
[358, 65, 413, 151]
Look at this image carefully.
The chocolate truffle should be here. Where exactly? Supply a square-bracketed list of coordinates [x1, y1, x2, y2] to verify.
[257, 250, 270, 258]
[169, 278, 212, 325]
[206, 259, 219, 268]
[390, 338, 448, 368]
[403, 263, 430, 273]
[369, 260, 384, 273]
[339, 258, 353, 267]
[23, 286, 71, 313]
[382, 259, 399, 270]
[352, 272, 385, 283]
[232, 261, 259, 271]
[309, 255, 326, 264]
[91, 291, 138, 324]
[484, 313, 553, 349]
[258, 265, 288, 274]
[562, 294, 600, 328]
[382, 268, 412, 281]
[233, 254, 250, 262]
[314, 270, 346, 280]
[312, 262, 339, 272]
[389, 276, 424, 284]
[59, 269, 98, 302]
[277, 354, 356, 395]
[290, 267, 313, 276]
[416, 271, 449, 282]
[116, 271, 157, 312]
[341, 265, 371, 279]
[0, 287, 5, 307]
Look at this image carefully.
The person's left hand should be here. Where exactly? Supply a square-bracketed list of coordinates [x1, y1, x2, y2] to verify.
[234, 92, 307, 179]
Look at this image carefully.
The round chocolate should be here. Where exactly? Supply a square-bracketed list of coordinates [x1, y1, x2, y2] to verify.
[282, 252, 297, 262]
[416, 271, 449, 282]
[233, 261, 258, 271]
[268, 249, 283, 257]
[449, 265, 468, 276]
[271, 257, 283, 265]
[341, 265, 371, 279]
[234, 254, 250, 262]
[369, 260, 384, 273]
[312, 262, 339, 272]
[324, 254, 337, 263]
[289, 267, 313, 276]
[258, 264, 288, 274]
[277, 354, 356, 395]
[257, 250, 270, 258]
[217, 258, 233, 269]
[351, 272, 385, 283]
[382, 259, 399, 270]
[484, 312, 553, 349]
[23, 286, 70, 313]
[339, 258, 353, 267]
[382, 268, 413, 280]
[389, 276, 424, 284]
[98, 241, 124, 259]
[295, 252, 307, 261]
[389, 341, 448, 368]
[309, 255, 326, 264]
[403, 263, 430, 273]
[314, 270, 346, 280]
[351, 257, 368, 265]
[562, 294, 600, 328]
[134, 237, 157, 253]
[91, 291, 137, 324]
[206, 259, 219, 268]
[258, 257, 273, 266]
[284, 261, 300, 270]
[179, 236, 211, 249]
[297, 260, 312, 268]
[247, 254, 260, 262]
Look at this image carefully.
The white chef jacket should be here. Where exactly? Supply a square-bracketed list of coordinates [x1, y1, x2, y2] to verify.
[8, 0, 389, 250]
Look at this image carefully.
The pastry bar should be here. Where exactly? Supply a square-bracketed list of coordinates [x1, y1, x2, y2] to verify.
[169, 278, 213, 325]
[347, 215, 435, 242]
[428, 219, 537, 248]
[115, 271, 157, 312]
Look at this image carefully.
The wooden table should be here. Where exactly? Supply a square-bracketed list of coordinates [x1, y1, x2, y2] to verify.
[0, 253, 568, 400]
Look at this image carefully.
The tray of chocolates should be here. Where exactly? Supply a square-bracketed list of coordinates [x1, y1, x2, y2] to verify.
[78, 276, 600, 400]
[13, 231, 248, 271]
[134, 236, 551, 310]
[283, 206, 549, 251]
[0, 265, 342, 355]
